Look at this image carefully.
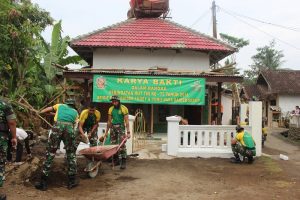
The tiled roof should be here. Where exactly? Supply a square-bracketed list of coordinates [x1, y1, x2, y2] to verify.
[71, 18, 235, 52]
[260, 70, 300, 94]
[242, 85, 261, 100]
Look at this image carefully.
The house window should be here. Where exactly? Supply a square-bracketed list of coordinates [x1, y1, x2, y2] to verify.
[270, 100, 276, 106]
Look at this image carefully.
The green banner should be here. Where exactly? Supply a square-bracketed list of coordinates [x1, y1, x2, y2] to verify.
[93, 75, 206, 105]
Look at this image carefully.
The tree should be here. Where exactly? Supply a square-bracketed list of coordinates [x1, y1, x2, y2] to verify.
[43, 20, 86, 96]
[0, 0, 53, 103]
[219, 33, 249, 75]
[220, 33, 249, 50]
[244, 40, 284, 84]
[0, 1, 85, 107]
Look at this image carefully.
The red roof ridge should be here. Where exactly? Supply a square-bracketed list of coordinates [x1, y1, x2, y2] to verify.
[71, 19, 134, 44]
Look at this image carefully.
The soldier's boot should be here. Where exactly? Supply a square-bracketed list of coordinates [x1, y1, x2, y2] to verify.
[67, 175, 79, 190]
[35, 174, 48, 191]
[120, 157, 126, 170]
[112, 155, 120, 166]
[0, 194, 6, 200]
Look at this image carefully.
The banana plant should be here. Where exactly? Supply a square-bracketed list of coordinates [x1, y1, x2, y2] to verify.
[44, 20, 85, 81]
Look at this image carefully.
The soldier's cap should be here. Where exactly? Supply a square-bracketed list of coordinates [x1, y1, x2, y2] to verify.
[236, 125, 244, 132]
[110, 95, 120, 101]
[65, 99, 76, 105]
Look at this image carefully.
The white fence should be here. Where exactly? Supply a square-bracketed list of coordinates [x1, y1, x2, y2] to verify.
[177, 125, 251, 158]
[167, 102, 262, 158]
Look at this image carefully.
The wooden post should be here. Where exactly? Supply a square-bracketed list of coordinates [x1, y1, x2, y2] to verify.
[63, 77, 66, 102]
[150, 104, 154, 134]
[84, 79, 89, 103]
[208, 86, 212, 125]
[217, 82, 222, 125]
[212, 0, 217, 38]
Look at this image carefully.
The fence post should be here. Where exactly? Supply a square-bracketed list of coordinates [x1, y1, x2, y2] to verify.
[127, 115, 136, 155]
[166, 116, 181, 156]
[249, 101, 262, 156]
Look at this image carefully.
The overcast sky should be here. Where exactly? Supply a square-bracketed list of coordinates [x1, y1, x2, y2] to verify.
[31, 0, 300, 71]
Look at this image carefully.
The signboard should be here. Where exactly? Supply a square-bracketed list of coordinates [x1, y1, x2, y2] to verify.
[93, 75, 206, 105]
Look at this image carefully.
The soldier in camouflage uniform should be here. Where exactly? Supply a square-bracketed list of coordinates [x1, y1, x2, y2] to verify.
[231, 125, 256, 164]
[78, 103, 101, 147]
[0, 99, 17, 200]
[104, 96, 130, 170]
[35, 99, 79, 191]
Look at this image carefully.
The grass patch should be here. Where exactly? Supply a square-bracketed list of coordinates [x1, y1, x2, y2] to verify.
[275, 180, 292, 188]
[259, 156, 282, 173]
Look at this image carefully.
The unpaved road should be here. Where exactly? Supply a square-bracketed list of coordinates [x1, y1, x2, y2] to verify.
[2, 128, 300, 200]
[2, 156, 300, 200]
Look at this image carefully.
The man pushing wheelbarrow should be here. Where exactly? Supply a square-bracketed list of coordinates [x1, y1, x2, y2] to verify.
[103, 96, 131, 170]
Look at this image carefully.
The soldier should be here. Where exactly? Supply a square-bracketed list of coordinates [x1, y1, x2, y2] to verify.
[78, 103, 101, 147]
[104, 96, 130, 169]
[231, 125, 256, 164]
[0, 99, 17, 200]
[35, 99, 79, 191]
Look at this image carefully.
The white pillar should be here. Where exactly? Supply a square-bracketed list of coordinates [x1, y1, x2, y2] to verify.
[166, 116, 181, 156]
[127, 115, 135, 155]
[249, 101, 262, 156]
[240, 103, 248, 122]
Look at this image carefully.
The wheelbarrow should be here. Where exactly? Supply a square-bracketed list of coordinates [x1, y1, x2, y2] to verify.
[79, 137, 127, 178]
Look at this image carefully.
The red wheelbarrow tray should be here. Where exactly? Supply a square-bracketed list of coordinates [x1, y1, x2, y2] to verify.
[79, 138, 127, 161]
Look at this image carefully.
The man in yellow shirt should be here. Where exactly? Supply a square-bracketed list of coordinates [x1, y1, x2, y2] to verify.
[78, 103, 101, 147]
[231, 125, 256, 164]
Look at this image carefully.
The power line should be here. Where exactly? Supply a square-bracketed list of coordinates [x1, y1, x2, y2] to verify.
[219, 7, 300, 51]
[190, 9, 210, 28]
[218, 6, 300, 33]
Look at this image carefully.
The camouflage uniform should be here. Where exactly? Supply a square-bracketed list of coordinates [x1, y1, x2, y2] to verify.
[110, 125, 127, 159]
[41, 104, 78, 177]
[0, 100, 16, 187]
[232, 143, 256, 158]
[42, 122, 77, 176]
[108, 104, 129, 159]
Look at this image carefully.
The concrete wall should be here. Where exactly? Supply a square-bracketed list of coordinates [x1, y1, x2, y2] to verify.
[222, 95, 232, 125]
[93, 48, 210, 71]
[278, 94, 300, 115]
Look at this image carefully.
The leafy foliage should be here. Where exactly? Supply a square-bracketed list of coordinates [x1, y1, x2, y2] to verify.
[219, 33, 250, 76]
[0, 0, 53, 106]
[0, 0, 84, 110]
[220, 33, 249, 50]
[244, 40, 284, 84]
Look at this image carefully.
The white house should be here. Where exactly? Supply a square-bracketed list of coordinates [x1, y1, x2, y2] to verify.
[241, 70, 300, 127]
[65, 18, 242, 132]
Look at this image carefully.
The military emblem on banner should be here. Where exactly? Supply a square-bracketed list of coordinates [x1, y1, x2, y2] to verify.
[192, 80, 203, 92]
[96, 77, 106, 89]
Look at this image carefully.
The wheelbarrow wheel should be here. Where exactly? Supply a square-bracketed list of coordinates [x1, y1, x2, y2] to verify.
[87, 162, 99, 178]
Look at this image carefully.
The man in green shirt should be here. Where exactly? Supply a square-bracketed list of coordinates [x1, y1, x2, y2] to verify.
[0, 99, 17, 200]
[104, 96, 130, 169]
[35, 99, 79, 191]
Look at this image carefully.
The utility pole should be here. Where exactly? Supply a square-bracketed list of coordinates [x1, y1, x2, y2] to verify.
[212, 0, 217, 38]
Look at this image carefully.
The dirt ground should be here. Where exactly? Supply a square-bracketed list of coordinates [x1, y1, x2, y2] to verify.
[2, 129, 300, 200]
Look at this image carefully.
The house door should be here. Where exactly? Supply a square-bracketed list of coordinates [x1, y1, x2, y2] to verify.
[184, 105, 202, 125]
